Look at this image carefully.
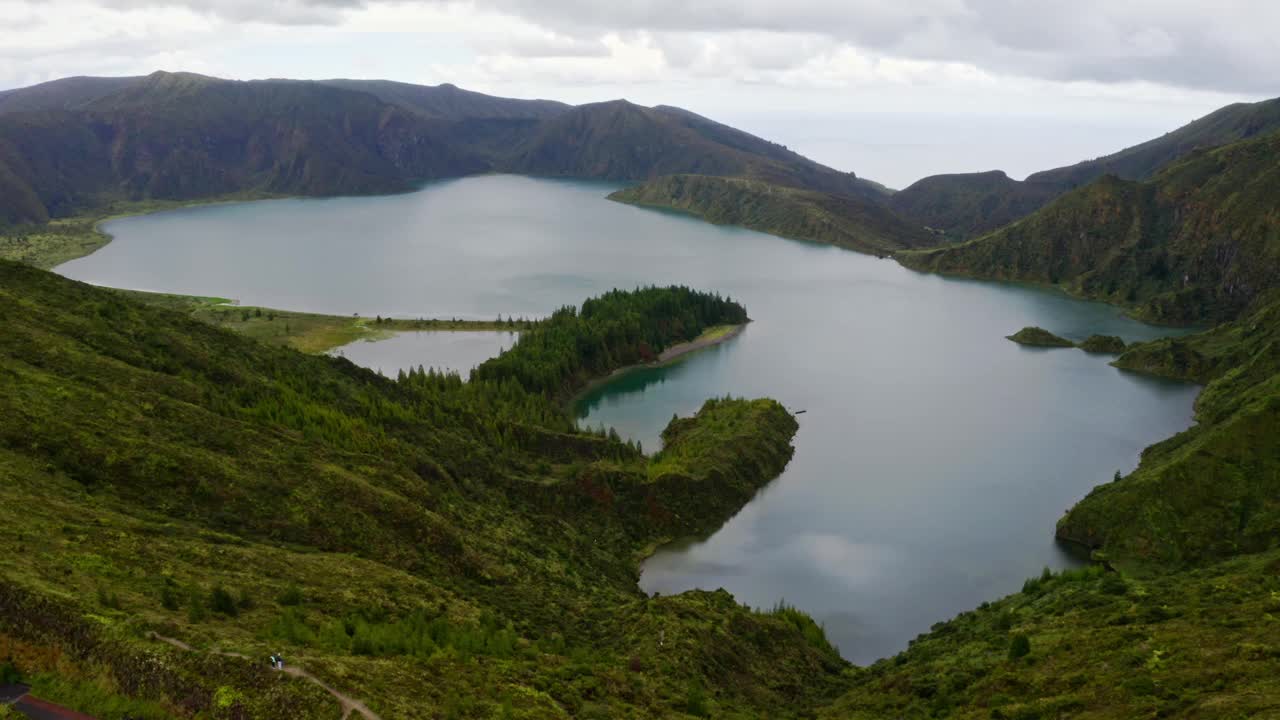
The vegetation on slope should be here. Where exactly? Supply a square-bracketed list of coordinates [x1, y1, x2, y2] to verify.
[1056, 291, 1280, 566]
[899, 131, 1280, 325]
[888, 170, 1061, 240]
[503, 100, 878, 199]
[889, 96, 1280, 239]
[824, 555, 1280, 719]
[609, 174, 934, 255]
[0, 261, 841, 718]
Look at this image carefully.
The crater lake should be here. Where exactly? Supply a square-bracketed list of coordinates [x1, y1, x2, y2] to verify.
[57, 174, 1199, 664]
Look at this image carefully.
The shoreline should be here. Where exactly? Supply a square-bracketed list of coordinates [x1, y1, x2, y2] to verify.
[114, 286, 530, 355]
[567, 323, 747, 410]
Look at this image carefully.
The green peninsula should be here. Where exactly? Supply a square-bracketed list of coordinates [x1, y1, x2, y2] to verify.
[609, 174, 933, 255]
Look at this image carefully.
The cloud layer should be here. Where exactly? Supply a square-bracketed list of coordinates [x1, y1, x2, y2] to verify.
[2, 0, 1276, 95]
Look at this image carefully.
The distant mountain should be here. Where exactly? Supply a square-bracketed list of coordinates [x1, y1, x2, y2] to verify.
[892, 96, 1280, 239]
[611, 174, 931, 255]
[0, 71, 490, 221]
[0, 72, 892, 228]
[319, 78, 569, 120]
[0, 75, 142, 114]
[503, 100, 883, 200]
[899, 130, 1280, 324]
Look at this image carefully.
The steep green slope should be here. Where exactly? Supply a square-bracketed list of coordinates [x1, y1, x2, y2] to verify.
[503, 100, 874, 198]
[888, 170, 1061, 240]
[1054, 292, 1280, 566]
[823, 554, 1280, 719]
[610, 174, 933, 254]
[890, 96, 1280, 239]
[899, 131, 1280, 325]
[0, 261, 844, 718]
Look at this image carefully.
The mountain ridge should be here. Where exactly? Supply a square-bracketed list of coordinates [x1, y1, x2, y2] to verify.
[891, 96, 1280, 239]
[0, 71, 886, 231]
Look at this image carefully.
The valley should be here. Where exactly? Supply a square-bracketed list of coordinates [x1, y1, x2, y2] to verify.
[0, 67, 1277, 719]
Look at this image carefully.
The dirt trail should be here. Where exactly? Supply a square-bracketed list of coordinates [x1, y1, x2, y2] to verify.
[148, 633, 382, 720]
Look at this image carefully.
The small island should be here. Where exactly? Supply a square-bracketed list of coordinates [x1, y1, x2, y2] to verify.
[1006, 326, 1075, 347]
[1078, 334, 1127, 354]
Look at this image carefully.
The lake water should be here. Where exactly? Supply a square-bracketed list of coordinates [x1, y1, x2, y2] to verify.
[331, 331, 518, 378]
[57, 175, 1199, 664]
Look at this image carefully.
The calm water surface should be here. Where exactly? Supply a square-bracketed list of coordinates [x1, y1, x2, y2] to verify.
[331, 331, 518, 378]
[58, 175, 1199, 664]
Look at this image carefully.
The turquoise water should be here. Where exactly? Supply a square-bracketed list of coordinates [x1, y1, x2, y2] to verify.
[57, 175, 1199, 664]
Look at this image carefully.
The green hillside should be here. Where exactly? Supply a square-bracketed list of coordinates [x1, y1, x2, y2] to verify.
[0, 262, 845, 718]
[899, 131, 1280, 325]
[887, 170, 1060, 240]
[822, 550, 1280, 719]
[609, 174, 933, 255]
[1055, 291, 1280, 566]
[502, 100, 876, 199]
[890, 96, 1280, 239]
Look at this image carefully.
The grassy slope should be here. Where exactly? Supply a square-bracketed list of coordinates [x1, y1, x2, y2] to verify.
[898, 131, 1280, 325]
[824, 555, 1280, 719]
[0, 261, 845, 719]
[610, 174, 934, 255]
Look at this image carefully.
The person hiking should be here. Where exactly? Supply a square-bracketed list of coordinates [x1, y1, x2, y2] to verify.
[269, 654, 278, 669]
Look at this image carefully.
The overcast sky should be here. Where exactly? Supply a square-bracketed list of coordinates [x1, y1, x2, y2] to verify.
[2, 0, 1274, 187]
